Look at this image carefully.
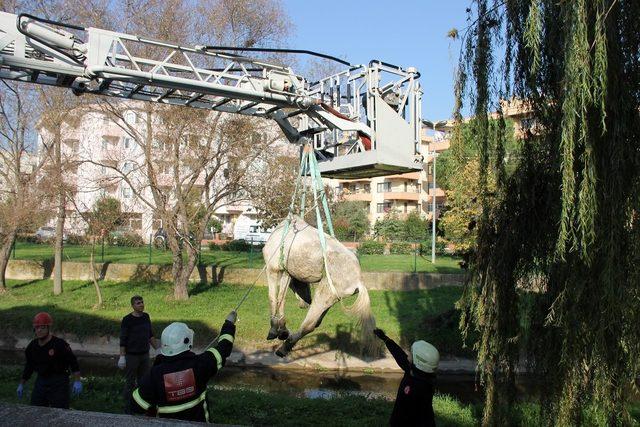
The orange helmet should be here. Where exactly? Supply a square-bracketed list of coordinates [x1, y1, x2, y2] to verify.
[32, 312, 53, 327]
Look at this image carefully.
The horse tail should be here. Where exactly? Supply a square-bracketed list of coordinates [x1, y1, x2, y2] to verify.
[345, 282, 377, 356]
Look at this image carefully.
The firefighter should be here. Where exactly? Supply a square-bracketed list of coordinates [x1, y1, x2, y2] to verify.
[17, 312, 82, 408]
[132, 310, 237, 422]
[374, 328, 439, 427]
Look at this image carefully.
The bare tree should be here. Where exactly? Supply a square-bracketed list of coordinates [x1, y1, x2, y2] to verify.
[0, 83, 53, 291]
[91, 100, 278, 299]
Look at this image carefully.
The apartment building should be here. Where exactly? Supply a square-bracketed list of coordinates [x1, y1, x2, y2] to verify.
[331, 123, 452, 226]
[36, 104, 284, 240]
[332, 99, 533, 230]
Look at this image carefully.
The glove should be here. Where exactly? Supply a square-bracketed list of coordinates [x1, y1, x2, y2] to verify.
[117, 355, 126, 370]
[226, 310, 238, 324]
[16, 383, 24, 399]
[72, 380, 82, 396]
[373, 328, 387, 340]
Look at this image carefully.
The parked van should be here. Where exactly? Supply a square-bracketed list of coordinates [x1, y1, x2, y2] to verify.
[233, 216, 271, 244]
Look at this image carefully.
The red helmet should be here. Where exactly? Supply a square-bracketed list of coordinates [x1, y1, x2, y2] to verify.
[33, 312, 53, 327]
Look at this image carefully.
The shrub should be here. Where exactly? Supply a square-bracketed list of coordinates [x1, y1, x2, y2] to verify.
[420, 239, 448, 256]
[222, 239, 258, 252]
[208, 242, 222, 251]
[67, 234, 90, 245]
[114, 231, 144, 247]
[16, 233, 39, 244]
[390, 242, 414, 254]
[358, 240, 385, 255]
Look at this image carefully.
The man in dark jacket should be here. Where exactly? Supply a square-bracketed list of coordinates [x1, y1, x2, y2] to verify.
[374, 328, 439, 427]
[17, 312, 82, 408]
[119, 295, 159, 413]
[132, 311, 237, 422]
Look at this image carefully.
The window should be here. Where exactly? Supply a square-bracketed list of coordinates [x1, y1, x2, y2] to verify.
[101, 138, 108, 150]
[124, 111, 136, 124]
[377, 182, 391, 193]
[122, 162, 133, 173]
[123, 137, 132, 149]
[122, 187, 132, 198]
[102, 115, 110, 125]
[427, 164, 434, 175]
[377, 202, 391, 213]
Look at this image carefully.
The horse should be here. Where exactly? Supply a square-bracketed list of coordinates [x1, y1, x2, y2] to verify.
[262, 216, 376, 357]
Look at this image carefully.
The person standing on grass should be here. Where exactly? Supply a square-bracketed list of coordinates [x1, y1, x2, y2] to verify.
[17, 312, 83, 408]
[374, 328, 439, 427]
[119, 295, 159, 414]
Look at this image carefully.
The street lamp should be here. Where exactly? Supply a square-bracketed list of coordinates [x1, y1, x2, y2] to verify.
[422, 120, 448, 264]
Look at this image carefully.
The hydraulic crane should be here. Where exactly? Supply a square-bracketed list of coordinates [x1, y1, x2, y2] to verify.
[0, 12, 424, 178]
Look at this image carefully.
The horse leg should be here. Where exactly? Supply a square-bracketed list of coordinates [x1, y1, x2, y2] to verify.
[276, 285, 337, 357]
[267, 269, 291, 341]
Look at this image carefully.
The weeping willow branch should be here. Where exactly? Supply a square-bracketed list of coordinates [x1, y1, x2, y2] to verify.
[455, 0, 640, 425]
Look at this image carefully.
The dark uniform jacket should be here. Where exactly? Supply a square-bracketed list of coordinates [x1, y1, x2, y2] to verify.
[22, 335, 80, 380]
[383, 336, 436, 427]
[132, 320, 235, 422]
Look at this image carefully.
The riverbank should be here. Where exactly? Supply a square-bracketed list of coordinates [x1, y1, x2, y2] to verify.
[0, 279, 473, 359]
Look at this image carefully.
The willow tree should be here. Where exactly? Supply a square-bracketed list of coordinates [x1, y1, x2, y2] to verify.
[454, 1, 640, 425]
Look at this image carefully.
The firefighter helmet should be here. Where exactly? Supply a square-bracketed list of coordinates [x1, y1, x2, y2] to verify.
[32, 312, 53, 327]
[161, 322, 194, 356]
[411, 340, 439, 373]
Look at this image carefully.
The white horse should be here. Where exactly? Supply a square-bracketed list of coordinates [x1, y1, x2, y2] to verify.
[262, 216, 376, 357]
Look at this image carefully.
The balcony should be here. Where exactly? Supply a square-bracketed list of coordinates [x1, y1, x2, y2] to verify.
[386, 172, 421, 180]
[383, 191, 420, 201]
[340, 189, 372, 202]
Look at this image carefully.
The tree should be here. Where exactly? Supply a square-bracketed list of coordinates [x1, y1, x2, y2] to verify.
[403, 211, 429, 242]
[454, 1, 640, 425]
[332, 201, 369, 241]
[82, 0, 292, 300]
[373, 213, 405, 242]
[0, 83, 52, 291]
[250, 153, 299, 229]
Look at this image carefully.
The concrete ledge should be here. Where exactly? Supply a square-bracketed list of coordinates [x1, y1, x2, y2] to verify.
[0, 402, 226, 426]
[6, 259, 465, 290]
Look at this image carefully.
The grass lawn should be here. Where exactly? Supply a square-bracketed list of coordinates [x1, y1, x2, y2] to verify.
[0, 279, 471, 357]
[10, 242, 462, 273]
[0, 366, 478, 426]
[1, 364, 634, 426]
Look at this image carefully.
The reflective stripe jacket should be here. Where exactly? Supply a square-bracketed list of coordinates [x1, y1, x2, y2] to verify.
[132, 320, 235, 422]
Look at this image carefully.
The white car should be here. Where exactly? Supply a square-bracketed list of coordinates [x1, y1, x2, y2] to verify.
[35, 226, 67, 242]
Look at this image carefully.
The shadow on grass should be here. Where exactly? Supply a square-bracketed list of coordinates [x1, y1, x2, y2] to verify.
[0, 305, 218, 350]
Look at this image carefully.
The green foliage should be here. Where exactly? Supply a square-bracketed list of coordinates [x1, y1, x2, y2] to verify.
[358, 240, 385, 255]
[222, 239, 262, 252]
[373, 214, 405, 241]
[403, 211, 429, 241]
[389, 242, 414, 255]
[208, 242, 222, 251]
[332, 201, 369, 240]
[455, 1, 640, 425]
[112, 231, 144, 247]
[207, 217, 222, 234]
[66, 234, 89, 246]
[88, 196, 123, 236]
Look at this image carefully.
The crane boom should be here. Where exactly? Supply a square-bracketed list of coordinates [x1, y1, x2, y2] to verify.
[0, 12, 423, 178]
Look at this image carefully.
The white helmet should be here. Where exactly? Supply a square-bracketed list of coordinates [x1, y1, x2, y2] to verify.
[161, 322, 194, 356]
[411, 340, 439, 373]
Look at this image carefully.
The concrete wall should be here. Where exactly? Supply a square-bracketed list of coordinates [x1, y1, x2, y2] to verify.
[5, 259, 464, 291]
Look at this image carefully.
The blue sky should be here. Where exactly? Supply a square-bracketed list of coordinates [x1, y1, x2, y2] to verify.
[283, 0, 469, 121]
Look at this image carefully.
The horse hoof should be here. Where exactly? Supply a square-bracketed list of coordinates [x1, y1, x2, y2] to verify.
[277, 330, 290, 341]
[267, 331, 278, 340]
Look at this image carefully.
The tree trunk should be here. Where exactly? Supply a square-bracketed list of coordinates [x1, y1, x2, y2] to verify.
[90, 238, 103, 308]
[53, 191, 65, 295]
[168, 235, 189, 300]
[53, 128, 65, 296]
[0, 231, 16, 291]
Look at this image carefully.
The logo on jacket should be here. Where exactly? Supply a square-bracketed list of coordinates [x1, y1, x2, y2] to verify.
[404, 385, 411, 395]
[163, 368, 196, 402]
[48, 349, 55, 356]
